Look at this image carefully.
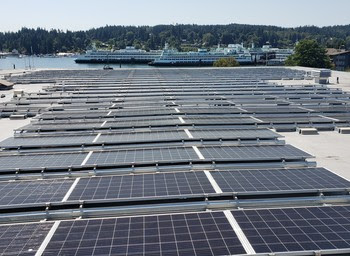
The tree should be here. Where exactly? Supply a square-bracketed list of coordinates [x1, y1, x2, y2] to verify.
[285, 39, 331, 68]
[1, 24, 350, 54]
[213, 57, 240, 67]
[202, 33, 216, 47]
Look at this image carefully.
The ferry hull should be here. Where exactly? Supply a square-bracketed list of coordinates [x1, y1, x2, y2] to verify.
[75, 59, 154, 64]
[149, 61, 253, 67]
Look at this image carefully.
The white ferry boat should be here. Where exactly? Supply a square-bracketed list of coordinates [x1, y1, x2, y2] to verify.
[75, 46, 162, 64]
[149, 44, 253, 66]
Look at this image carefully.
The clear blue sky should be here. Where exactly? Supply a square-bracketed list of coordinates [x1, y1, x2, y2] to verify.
[1, 0, 350, 32]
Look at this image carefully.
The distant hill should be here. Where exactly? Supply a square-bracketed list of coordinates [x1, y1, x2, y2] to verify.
[0, 24, 349, 54]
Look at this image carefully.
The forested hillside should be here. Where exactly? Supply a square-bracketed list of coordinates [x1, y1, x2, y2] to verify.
[1, 24, 349, 54]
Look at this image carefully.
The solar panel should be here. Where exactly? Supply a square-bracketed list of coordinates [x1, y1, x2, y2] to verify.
[0, 131, 188, 149]
[86, 147, 199, 165]
[68, 171, 215, 201]
[179, 107, 242, 114]
[232, 205, 350, 253]
[183, 116, 256, 125]
[43, 211, 246, 256]
[1, 128, 280, 150]
[189, 128, 279, 139]
[211, 168, 350, 193]
[0, 223, 52, 255]
[20, 118, 182, 132]
[198, 145, 311, 161]
[0, 144, 311, 171]
[0, 135, 96, 148]
[0, 179, 74, 206]
[242, 107, 309, 113]
[0, 152, 88, 170]
[97, 130, 187, 143]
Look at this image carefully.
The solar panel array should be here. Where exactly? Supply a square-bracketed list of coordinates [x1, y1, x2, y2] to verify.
[0, 67, 350, 255]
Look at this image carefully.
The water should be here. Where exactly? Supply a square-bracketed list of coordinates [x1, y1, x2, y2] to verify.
[0, 56, 153, 70]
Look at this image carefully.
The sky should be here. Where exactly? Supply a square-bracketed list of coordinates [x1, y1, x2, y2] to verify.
[1, 0, 350, 32]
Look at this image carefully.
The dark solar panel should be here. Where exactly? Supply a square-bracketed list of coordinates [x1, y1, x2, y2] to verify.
[97, 130, 187, 143]
[211, 168, 350, 193]
[112, 109, 177, 117]
[1, 129, 279, 149]
[183, 116, 256, 124]
[21, 118, 182, 132]
[198, 145, 311, 160]
[232, 206, 350, 253]
[189, 128, 279, 139]
[242, 107, 309, 113]
[0, 152, 88, 170]
[0, 135, 96, 148]
[86, 147, 199, 165]
[179, 107, 241, 114]
[0, 179, 74, 206]
[43, 212, 246, 256]
[0, 223, 52, 255]
[0, 131, 188, 148]
[68, 171, 215, 201]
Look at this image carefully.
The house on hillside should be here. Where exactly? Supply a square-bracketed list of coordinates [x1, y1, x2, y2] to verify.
[327, 48, 350, 71]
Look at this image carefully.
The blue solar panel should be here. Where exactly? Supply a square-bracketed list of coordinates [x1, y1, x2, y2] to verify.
[0, 179, 74, 206]
[68, 171, 215, 200]
[0, 223, 52, 255]
[211, 168, 350, 193]
[232, 206, 350, 253]
[43, 212, 246, 256]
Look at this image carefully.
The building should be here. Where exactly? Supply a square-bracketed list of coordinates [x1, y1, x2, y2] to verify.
[327, 49, 350, 71]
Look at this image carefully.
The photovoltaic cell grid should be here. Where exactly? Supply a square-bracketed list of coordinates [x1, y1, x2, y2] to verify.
[33, 116, 179, 125]
[0, 131, 188, 148]
[178, 107, 242, 114]
[0, 128, 280, 149]
[0, 179, 74, 206]
[68, 171, 215, 201]
[110, 109, 178, 117]
[189, 128, 279, 139]
[20, 119, 183, 132]
[0, 223, 52, 256]
[0, 135, 96, 147]
[199, 145, 311, 160]
[0, 167, 344, 205]
[0, 144, 311, 170]
[86, 147, 199, 165]
[0, 152, 88, 170]
[97, 130, 188, 143]
[182, 116, 256, 124]
[43, 211, 246, 256]
[232, 206, 350, 253]
[211, 168, 350, 193]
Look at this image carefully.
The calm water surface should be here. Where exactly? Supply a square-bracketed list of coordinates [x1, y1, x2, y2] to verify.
[0, 56, 153, 70]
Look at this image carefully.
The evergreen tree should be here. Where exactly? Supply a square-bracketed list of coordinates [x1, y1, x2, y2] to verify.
[1, 24, 350, 54]
[285, 39, 331, 68]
